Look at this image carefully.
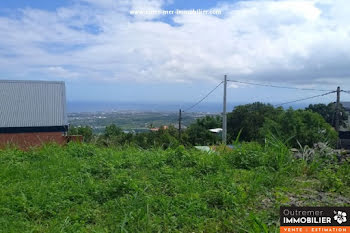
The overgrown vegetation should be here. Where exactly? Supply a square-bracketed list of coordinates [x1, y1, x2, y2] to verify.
[0, 139, 349, 232]
[70, 102, 338, 149]
[2, 102, 347, 232]
[306, 103, 348, 128]
[227, 102, 338, 148]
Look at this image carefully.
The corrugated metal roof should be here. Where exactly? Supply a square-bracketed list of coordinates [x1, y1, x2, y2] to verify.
[0, 80, 67, 128]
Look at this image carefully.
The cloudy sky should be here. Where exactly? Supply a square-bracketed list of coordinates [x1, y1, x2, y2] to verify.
[0, 0, 349, 107]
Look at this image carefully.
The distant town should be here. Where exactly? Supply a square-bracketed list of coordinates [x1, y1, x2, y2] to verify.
[68, 111, 213, 134]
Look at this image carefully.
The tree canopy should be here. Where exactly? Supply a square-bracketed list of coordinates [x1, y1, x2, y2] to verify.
[260, 109, 338, 147]
[306, 103, 348, 128]
[185, 116, 221, 146]
[227, 102, 283, 142]
[226, 102, 338, 147]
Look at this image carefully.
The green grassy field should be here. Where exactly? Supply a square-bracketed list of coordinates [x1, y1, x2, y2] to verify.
[0, 141, 349, 232]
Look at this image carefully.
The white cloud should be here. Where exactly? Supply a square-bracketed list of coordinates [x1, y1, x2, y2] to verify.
[0, 0, 349, 88]
[45, 66, 80, 79]
[228, 83, 239, 89]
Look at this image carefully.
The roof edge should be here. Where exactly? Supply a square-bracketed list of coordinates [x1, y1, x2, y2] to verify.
[0, 126, 68, 134]
[0, 79, 65, 84]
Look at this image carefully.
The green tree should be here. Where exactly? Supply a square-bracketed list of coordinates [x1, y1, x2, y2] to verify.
[227, 102, 283, 142]
[152, 126, 179, 149]
[98, 124, 128, 147]
[104, 124, 123, 138]
[195, 115, 222, 129]
[306, 103, 348, 128]
[130, 126, 179, 149]
[260, 109, 338, 148]
[185, 116, 221, 146]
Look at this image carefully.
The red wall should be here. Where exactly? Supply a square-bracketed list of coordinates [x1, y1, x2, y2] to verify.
[0, 132, 67, 149]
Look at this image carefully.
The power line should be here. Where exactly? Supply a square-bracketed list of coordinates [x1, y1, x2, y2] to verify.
[183, 81, 223, 112]
[274, 91, 336, 107]
[341, 90, 350, 94]
[227, 79, 333, 92]
[180, 78, 340, 112]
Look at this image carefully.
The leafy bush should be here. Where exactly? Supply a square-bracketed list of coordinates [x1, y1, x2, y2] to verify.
[66, 142, 97, 157]
[261, 109, 338, 148]
[338, 162, 350, 184]
[225, 142, 265, 169]
[224, 135, 294, 172]
[165, 145, 197, 167]
[68, 125, 93, 142]
[318, 169, 344, 192]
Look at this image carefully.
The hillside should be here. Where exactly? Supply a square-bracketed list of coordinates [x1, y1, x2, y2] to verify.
[0, 141, 349, 232]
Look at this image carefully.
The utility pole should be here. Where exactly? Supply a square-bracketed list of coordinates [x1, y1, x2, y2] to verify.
[335, 86, 340, 133]
[178, 109, 182, 141]
[222, 75, 227, 145]
[335, 86, 341, 149]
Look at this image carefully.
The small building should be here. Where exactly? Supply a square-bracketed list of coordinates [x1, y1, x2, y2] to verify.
[209, 128, 222, 133]
[149, 124, 187, 132]
[0, 80, 68, 149]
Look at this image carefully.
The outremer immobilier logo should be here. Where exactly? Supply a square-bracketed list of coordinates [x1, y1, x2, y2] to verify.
[280, 207, 350, 232]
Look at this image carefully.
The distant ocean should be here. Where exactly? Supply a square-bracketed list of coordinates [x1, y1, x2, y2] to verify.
[67, 101, 310, 113]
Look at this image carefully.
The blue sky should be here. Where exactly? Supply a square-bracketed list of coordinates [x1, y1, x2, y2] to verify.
[0, 0, 223, 12]
[0, 1, 70, 11]
[0, 0, 349, 108]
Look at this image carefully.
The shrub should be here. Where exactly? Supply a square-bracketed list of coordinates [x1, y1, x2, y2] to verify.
[68, 125, 93, 142]
[318, 169, 344, 192]
[336, 163, 350, 187]
[225, 142, 265, 169]
[66, 142, 97, 157]
[165, 145, 197, 167]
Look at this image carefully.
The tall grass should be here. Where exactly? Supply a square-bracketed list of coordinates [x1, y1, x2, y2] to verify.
[0, 141, 348, 232]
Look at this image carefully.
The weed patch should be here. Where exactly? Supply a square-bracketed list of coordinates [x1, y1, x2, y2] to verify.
[0, 143, 348, 232]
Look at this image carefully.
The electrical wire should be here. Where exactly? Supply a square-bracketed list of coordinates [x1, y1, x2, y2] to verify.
[341, 90, 350, 94]
[180, 78, 340, 112]
[274, 91, 336, 107]
[183, 81, 223, 112]
[227, 79, 333, 92]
